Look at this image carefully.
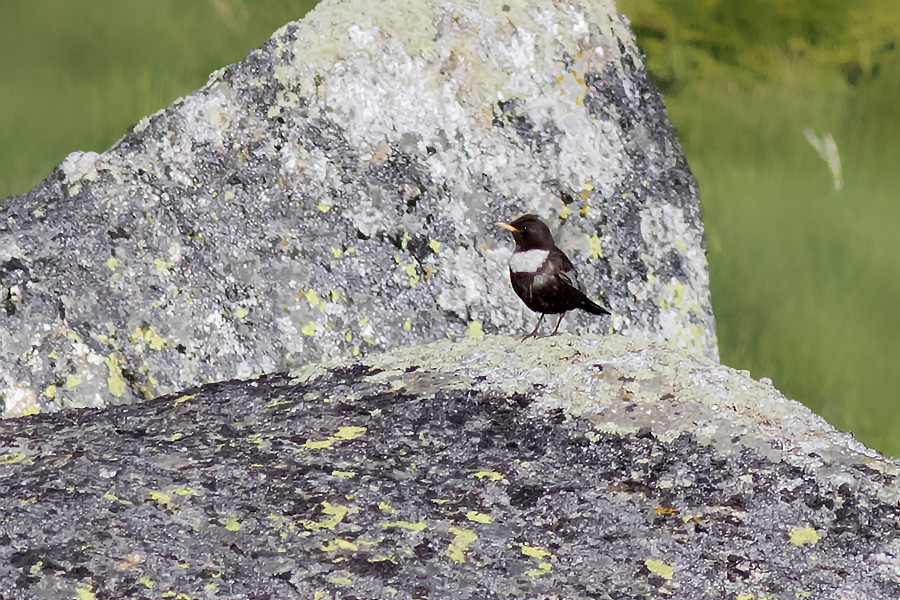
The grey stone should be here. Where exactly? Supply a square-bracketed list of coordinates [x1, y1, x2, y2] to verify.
[0, 335, 896, 599]
[0, 0, 715, 415]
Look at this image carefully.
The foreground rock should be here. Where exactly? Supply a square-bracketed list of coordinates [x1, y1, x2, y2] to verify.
[0, 0, 715, 415]
[1, 335, 897, 599]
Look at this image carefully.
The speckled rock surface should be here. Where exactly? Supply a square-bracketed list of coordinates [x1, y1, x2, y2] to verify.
[1, 335, 898, 599]
[0, 0, 716, 415]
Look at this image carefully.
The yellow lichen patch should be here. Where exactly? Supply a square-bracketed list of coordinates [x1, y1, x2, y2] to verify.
[587, 234, 603, 259]
[153, 258, 171, 273]
[525, 561, 552, 578]
[317, 202, 332, 213]
[321, 538, 359, 552]
[521, 544, 552, 559]
[403, 319, 412, 332]
[328, 573, 352, 586]
[466, 511, 492, 523]
[74, 585, 97, 600]
[235, 307, 248, 319]
[44, 384, 57, 399]
[302, 321, 317, 336]
[405, 263, 419, 286]
[474, 470, 504, 481]
[65, 375, 82, 390]
[303, 501, 359, 531]
[63, 329, 83, 343]
[174, 393, 195, 405]
[303, 438, 335, 450]
[105, 354, 127, 397]
[335, 425, 366, 440]
[331, 246, 343, 258]
[447, 527, 477, 563]
[655, 506, 679, 517]
[381, 520, 427, 531]
[429, 239, 441, 253]
[789, 527, 819, 546]
[267, 397, 291, 409]
[106, 257, 119, 269]
[148, 491, 172, 509]
[466, 320, 484, 339]
[305, 289, 321, 306]
[132, 326, 168, 350]
[332, 470, 356, 478]
[0, 453, 31, 465]
[22, 405, 39, 416]
[662, 279, 686, 310]
[645, 558, 674, 580]
[102, 492, 133, 505]
[377, 502, 393, 512]
[221, 518, 242, 532]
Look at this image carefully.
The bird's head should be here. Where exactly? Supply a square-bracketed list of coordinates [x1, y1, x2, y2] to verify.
[497, 214, 555, 250]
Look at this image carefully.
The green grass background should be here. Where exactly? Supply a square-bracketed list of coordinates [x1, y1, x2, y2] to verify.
[2, 1, 898, 454]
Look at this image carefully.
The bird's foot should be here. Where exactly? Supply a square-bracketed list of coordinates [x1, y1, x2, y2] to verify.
[549, 313, 565, 336]
[521, 314, 545, 340]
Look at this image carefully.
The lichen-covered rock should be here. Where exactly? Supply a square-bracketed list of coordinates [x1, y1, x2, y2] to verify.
[0, 0, 716, 415]
[0, 335, 896, 599]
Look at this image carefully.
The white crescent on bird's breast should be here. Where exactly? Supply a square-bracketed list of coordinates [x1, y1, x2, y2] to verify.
[508, 249, 549, 274]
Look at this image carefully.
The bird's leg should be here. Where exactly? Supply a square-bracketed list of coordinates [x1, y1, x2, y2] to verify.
[550, 313, 565, 335]
[523, 314, 545, 340]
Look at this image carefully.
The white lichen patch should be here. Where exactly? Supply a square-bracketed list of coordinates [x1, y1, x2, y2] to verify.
[60, 151, 102, 185]
[640, 202, 717, 360]
[286, 0, 633, 231]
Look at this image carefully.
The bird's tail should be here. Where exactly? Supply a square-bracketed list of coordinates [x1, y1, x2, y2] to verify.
[580, 297, 610, 316]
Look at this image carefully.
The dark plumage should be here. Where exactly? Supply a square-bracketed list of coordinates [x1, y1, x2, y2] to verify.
[498, 214, 609, 338]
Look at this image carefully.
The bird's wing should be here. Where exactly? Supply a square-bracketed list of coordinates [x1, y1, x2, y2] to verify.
[549, 249, 586, 293]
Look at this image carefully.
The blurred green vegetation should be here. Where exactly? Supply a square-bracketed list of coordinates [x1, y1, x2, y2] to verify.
[619, 0, 900, 454]
[0, 0, 316, 199]
[1, 2, 898, 453]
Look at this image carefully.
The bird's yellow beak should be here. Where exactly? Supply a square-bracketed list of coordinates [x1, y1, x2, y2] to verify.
[497, 222, 519, 233]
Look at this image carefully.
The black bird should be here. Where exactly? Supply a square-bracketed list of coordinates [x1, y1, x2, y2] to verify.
[498, 214, 609, 338]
